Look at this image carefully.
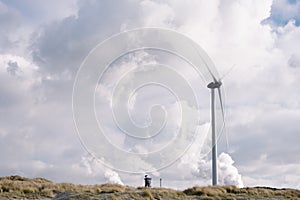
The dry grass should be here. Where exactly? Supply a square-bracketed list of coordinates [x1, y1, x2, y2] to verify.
[0, 175, 133, 199]
[0, 175, 300, 199]
[183, 185, 300, 199]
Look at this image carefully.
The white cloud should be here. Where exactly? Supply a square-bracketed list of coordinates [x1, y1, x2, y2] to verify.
[0, 0, 299, 190]
[74, 154, 123, 185]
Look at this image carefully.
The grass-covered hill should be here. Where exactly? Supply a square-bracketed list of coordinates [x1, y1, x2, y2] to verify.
[0, 175, 299, 199]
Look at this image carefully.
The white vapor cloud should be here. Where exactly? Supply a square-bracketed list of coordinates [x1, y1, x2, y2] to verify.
[218, 153, 243, 187]
[79, 154, 123, 185]
[104, 169, 124, 185]
[191, 153, 243, 188]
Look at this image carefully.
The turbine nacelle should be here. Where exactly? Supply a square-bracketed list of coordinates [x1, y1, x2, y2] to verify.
[207, 81, 222, 89]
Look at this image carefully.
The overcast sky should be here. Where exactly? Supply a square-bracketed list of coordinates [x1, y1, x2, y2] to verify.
[0, 0, 300, 189]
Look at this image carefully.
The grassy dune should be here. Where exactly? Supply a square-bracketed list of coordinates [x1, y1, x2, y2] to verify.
[0, 175, 299, 199]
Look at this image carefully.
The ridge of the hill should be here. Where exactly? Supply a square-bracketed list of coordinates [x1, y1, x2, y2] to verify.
[0, 175, 299, 199]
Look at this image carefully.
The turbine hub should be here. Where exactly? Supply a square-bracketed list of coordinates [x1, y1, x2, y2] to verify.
[207, 81, 222, 89]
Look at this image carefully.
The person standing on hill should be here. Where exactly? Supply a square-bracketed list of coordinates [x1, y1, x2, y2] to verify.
[144, 175, 152, 187]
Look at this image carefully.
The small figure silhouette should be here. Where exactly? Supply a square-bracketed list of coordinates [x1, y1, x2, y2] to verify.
[144, 175, 152, 187]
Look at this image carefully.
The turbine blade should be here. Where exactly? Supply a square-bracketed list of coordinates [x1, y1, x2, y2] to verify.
[224, 121, 229, 150]
[207, 65, 218, 83]
[191, 43, 218, 82]
[220, 64, 236, 81]
[217, 87, 224, 123]
[217, 87, 229, 149]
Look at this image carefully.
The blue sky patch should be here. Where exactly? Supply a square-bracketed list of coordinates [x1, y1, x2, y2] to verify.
[263, 0, 300, 27]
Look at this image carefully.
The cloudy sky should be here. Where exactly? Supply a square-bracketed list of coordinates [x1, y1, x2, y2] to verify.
[0, 0, 300, 189]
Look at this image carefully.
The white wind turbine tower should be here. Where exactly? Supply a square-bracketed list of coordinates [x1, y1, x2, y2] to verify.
[192, 38, 227, 186]
[206, 65, 234, 185]
[207, 80, 223, 186]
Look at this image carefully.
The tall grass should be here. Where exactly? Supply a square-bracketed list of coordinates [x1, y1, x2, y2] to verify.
[1, 175, 299, 199]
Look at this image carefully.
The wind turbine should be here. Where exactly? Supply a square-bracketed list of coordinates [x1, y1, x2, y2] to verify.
[192, 39, 227, 186]
[207, 80, 223, 186]
[206, 64, 235, 185]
